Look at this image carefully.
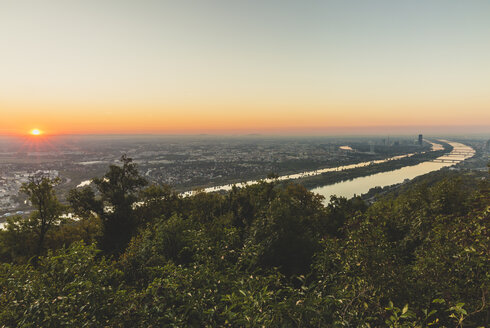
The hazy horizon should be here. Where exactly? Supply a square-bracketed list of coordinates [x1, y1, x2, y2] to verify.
[1, 0, 489, 135]
[1, 125, 489, 138]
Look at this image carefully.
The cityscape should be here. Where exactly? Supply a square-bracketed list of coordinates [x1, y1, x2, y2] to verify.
[1, 134, 487, 219]
[0, 0, 489, 326]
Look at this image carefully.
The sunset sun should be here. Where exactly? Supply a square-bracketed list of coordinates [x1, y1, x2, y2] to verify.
[30, 129, 42, 136]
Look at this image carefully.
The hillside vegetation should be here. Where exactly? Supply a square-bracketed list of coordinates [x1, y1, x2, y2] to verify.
[0, 157, 488, 327]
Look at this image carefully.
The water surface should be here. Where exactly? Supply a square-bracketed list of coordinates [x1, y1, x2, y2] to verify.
[311, 140, 474, 201]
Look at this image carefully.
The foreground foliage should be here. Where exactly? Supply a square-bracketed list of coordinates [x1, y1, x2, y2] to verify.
[0, 158, 488, 327]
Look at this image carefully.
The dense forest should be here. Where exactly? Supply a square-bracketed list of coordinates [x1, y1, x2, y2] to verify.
[0, 156, 488, 327]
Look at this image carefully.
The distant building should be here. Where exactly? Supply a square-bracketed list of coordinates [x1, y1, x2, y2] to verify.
[418, 134, 423, 146]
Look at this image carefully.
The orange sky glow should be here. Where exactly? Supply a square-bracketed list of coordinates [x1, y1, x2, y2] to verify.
[1, 1, 489, 136]
[5, 97, 489, 136]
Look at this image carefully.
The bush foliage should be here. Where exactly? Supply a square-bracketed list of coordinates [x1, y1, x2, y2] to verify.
[0, 158, 488, 327]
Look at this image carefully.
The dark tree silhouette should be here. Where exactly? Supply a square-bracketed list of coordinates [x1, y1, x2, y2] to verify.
[92, 155, 147, 254]
[20, 175, 64, 256]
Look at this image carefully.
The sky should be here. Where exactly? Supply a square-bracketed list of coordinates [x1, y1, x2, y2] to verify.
[1, 0, 489, 135]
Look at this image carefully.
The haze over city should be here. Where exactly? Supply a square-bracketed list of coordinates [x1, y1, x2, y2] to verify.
[1, 0, 489, 135]
[0, 2, 489, 326]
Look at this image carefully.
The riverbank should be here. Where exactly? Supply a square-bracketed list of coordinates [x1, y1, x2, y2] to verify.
[295, 141, 452, 190]
[310, 140, 475, 201]
[184, 140, 445, 196]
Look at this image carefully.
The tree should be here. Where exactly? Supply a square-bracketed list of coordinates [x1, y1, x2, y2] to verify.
[134, 184, 182, 225]
[92, 155, 147, 254]
[20, 175, 64, 256]
[244, 184, 327, 276]
[67, 186, 103, 220]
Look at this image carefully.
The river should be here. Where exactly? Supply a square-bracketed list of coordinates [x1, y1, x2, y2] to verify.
[181, 139, 452, 196]
[311, 140, 474, 201]
[0, 139, 475, 229]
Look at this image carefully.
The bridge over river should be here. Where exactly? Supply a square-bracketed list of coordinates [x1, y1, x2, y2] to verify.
[0, 140, 476, 229]
[311, 140, 475, 201]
